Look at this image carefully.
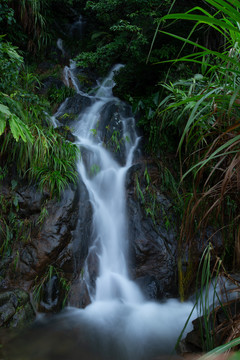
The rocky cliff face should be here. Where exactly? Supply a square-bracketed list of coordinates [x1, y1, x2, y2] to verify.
[126, 161, 179, 299]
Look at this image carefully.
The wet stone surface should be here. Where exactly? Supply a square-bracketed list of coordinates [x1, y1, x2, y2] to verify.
[0, 289, 35, 328]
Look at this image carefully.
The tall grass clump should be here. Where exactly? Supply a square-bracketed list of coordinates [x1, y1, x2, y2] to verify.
[153, 0, 240, 287]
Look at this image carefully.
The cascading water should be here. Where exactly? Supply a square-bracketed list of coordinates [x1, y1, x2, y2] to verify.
[73, 64, 143, 304]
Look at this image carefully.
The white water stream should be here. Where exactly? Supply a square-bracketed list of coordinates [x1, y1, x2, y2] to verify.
[73, 64, 143, 304]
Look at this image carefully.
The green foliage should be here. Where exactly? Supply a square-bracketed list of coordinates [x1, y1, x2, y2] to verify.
[90, 164, 100, 177]
[0, 37, 23, 92]
[0, 104, 34, 144]
[75, 42, 123, 73]
[105, 129, 124, 153]
[0, 0, 84, 54]
[46, 85, 75, 107]
[0, 38, 79, 199]
[196, 245, 221, 351]
[0, 184, 31, 258]
[134, 166, 177, 229]
[0, 0, 15, 25]
[37, 205, 49, 226]
[0, 165, 7, 181]
[75, 0, 173, 73]
[133, 91, 163, 154]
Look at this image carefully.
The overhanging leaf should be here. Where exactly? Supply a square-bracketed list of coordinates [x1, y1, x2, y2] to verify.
[9, 114, 34, 143]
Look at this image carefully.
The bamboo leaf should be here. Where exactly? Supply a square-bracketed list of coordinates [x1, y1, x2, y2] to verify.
[201, 337, 240, 360]
[0, 104, 11, 117]
[161, 14, 240, 35]
[0, 118, 6, 136]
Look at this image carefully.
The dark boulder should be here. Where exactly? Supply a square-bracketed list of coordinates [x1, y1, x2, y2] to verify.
[68, 280, 91, 309]
[2, 180, 94, 312]
[16, 186, 48, 217]
[135, 275, 161, 300]
[97, 101, 125, 165]
[56, 94, 92, 124]
[16, 186, 79, 283]
[96, 100, 135, 165]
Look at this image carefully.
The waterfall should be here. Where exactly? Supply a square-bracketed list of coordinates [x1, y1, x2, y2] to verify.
[73, 64, 143, 303]
[51, 64, 197, 358]
[9, 39, 199, 359]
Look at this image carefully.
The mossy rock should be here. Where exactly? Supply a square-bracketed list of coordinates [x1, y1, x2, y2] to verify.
[0, 289, 35, 329]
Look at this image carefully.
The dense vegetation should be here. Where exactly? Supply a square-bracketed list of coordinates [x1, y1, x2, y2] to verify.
[1, 0, 240, 355]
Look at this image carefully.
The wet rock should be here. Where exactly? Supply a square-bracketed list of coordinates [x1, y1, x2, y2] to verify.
[16, 186, 48, 217]
[55, 125, 76, 142]
[68, 279, 91, 308]
[71, 179, 93, 274]
[15, 186, 79, 284]
[98, 101, 125, 164]
[135, 275, 160, 300]
[0, 289, 35, 328]
[67, 180, 94, 309]
[56, 93, 92, 124]
[0, 303, 15, 325]
[9, 302, 35, 328]
[97, 100, 135, 165]
[86, 249, 100, 291]
[127, 162, 178, 299]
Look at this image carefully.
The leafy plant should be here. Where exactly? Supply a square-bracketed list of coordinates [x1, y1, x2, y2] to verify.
[107, 129, 123, 152]
[0, 38, 79, 199]
[37, 205, 49, 226]
[90, 164, 100, 177]
[33, 265, 70, 309]
[0, 187, 31, 259]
